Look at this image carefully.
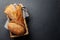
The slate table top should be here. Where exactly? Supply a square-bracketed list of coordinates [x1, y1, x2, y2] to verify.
[0, 0, 60, 40]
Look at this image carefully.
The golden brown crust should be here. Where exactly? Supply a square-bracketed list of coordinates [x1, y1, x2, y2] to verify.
[4, 4, 25, 27]
[4, 4, 17, 20]
[4, 4, 26, 35]
[10, 20, 25, 28]
[8, 22, 25, 35]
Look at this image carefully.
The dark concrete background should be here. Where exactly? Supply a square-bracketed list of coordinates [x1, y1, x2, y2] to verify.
[0, 0, 60, 40]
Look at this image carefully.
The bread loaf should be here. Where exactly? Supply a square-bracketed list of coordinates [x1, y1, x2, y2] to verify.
[4, 4, 26, 35]
[8, 22, 25, 35]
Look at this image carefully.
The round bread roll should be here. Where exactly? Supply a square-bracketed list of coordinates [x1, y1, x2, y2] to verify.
[8, 22, 25, 35]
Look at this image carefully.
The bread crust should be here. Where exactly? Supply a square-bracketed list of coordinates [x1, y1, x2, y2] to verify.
[4, 4, 26, 35]
[8, 22, 25, 35]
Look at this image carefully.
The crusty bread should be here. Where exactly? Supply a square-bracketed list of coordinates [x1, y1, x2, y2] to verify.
[4, 4, 23, 20]
[4, 4, 17, 20]
[8, 22, 25, 35]
[4, 4, 26, 35]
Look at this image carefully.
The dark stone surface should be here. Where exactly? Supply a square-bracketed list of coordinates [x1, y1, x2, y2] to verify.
[0, 0, 60, 40]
